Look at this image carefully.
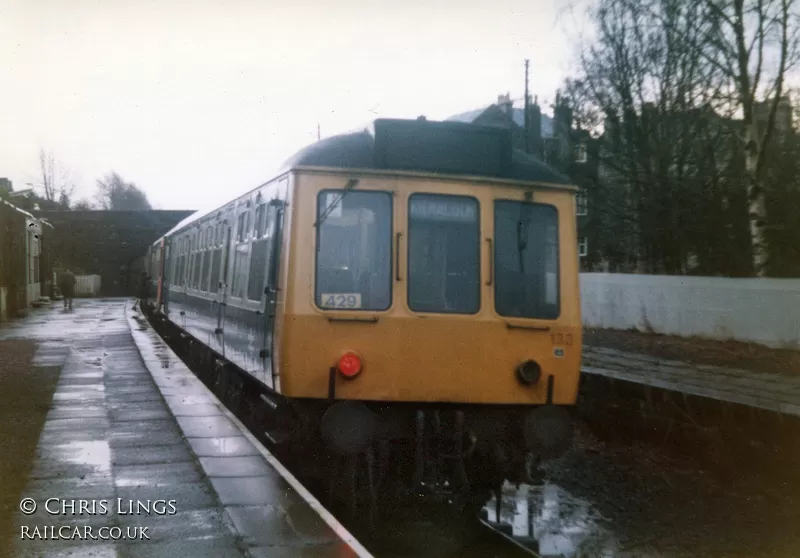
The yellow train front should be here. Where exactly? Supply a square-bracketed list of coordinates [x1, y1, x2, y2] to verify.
[278, 119, 581, 492]
[149, 117, 581, 499]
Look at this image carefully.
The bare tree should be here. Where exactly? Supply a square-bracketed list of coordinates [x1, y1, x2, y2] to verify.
[564, 0, 737, 274]
[564, 0, 800, 275]
[95, 172, 152, 210]
[698, 0, 800, 275]
[611, 0, 800, 274]
[38, 149, 75, 207]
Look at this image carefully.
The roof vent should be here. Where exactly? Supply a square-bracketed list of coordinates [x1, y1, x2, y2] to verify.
[371, 119, 512, 178]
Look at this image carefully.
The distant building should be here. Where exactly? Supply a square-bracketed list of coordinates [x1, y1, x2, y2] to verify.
[447, 93, 554, 152]
[447, 93, 597, 270]
[0, 178, 12, 197]
[0, 196, 53, 319]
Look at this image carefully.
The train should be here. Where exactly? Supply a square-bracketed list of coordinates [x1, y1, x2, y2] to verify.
[142, 117, 582, 508]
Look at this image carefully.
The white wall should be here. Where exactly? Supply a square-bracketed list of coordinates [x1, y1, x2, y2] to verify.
[580, 273, 800, 350]
[75, 275, 102, 297]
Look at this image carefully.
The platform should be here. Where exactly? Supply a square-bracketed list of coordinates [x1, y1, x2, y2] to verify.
[582, 345, 800, 417]
[1, 299, 372, 558]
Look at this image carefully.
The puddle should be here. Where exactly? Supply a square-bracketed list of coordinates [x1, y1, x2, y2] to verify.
[484, 482, 623, 557]
[48, 440, 112, 475]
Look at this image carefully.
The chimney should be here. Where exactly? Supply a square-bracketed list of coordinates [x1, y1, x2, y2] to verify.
[552, 94, 573, 164]
[497, 92, 513, 116]
[528, 95, 542, 157]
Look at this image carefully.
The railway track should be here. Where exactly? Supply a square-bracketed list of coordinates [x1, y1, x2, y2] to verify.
[147, 311, 539, 557]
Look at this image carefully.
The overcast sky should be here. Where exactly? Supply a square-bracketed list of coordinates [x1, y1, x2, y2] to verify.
[0, 0, 586, 212]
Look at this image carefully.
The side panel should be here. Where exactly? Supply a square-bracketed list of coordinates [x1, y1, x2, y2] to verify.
[165, 176, 291, 391]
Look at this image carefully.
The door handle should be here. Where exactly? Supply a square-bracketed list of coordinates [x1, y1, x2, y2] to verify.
[486, 238, 494, 286]
[395, 232, 403, 281]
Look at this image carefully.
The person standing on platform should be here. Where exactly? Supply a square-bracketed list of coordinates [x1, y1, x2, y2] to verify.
[59, 269, 76, 310]
[137, 271, 150, 310]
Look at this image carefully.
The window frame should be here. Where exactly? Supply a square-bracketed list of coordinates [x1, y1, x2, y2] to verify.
[575, 142, 588, 163]
[576, 189, 588, 216]
[405, 192, 482, 316]
[236, 213, 245, 242]
[579, 236, 588, 258]
[313, 188, 394, 312]
[492, 199, 561, 321]
[245, 204, 275, 302]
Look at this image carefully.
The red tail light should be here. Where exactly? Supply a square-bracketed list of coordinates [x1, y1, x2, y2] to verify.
[337, 353, 362, 378]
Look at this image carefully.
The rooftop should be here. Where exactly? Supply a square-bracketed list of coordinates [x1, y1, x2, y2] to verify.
[446, 103, 554, 138]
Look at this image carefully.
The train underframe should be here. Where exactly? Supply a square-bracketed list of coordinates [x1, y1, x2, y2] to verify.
[145, 307, 574, 520]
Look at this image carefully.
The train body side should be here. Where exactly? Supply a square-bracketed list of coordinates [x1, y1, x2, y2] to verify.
[157, 174, 292, 389]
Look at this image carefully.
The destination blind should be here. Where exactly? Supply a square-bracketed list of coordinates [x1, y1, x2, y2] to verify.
[409, 195, 477, 223]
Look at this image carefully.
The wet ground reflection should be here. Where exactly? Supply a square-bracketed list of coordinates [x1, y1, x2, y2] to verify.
[476, 418, 800, 558]
[484, 481, 621, 557]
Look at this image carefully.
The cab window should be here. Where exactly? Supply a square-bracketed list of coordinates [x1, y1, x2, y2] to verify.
[407, 194, 480, 314]
[494, 200, 559, 319]
[315, 190, 392, 311]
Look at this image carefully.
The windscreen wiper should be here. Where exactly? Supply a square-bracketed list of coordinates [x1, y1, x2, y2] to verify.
[516, 203, 531, 273]
[314, 178, 359, 229]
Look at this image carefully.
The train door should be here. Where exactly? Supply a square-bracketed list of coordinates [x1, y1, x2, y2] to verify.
[155, 238, 166, 309]
[217, 225, 232, 340]
[260, 199, 285, 388]
[264, 175, 288, 387]
[159, 238, 171, 312]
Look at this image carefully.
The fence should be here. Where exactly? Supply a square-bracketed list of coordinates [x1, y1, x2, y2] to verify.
[74, 275, 102, 297]
[580, 273, 800, 350]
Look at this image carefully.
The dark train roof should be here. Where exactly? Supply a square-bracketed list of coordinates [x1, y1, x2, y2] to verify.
[281, 118, 572, 186]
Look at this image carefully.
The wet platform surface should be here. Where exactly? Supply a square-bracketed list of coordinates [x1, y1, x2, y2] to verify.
[2, 299, 371, 558]
[583, 345, 800, 416]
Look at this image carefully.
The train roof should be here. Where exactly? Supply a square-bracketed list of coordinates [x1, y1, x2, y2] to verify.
[160, 118, 573, 241]
[279, 118, 573, 186]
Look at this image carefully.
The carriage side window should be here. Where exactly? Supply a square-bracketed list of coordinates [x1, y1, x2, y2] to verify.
[255, 204, 267, 238]
[231, 244, 248, 298]
[175, 238, 181, 286]
[194, 232, 201, 288]
[188, 234, 195, 287]
[170, 243, 177, 284]
[179, 237, 186, 286]
[494, 200, 560, 319]
[193, 231, 203, 288]
[236, 213, 245, 242]
[201, 226, 213, 291]
[315, 190, 392, 311]
[407, 194, 480, 314]
[211, 239, 223, 293]
[247, 203, 274, 301]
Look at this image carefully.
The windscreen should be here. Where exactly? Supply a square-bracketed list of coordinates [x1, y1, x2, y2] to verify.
[315, 190, 393, 311]
[494, 200, 560, 319]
